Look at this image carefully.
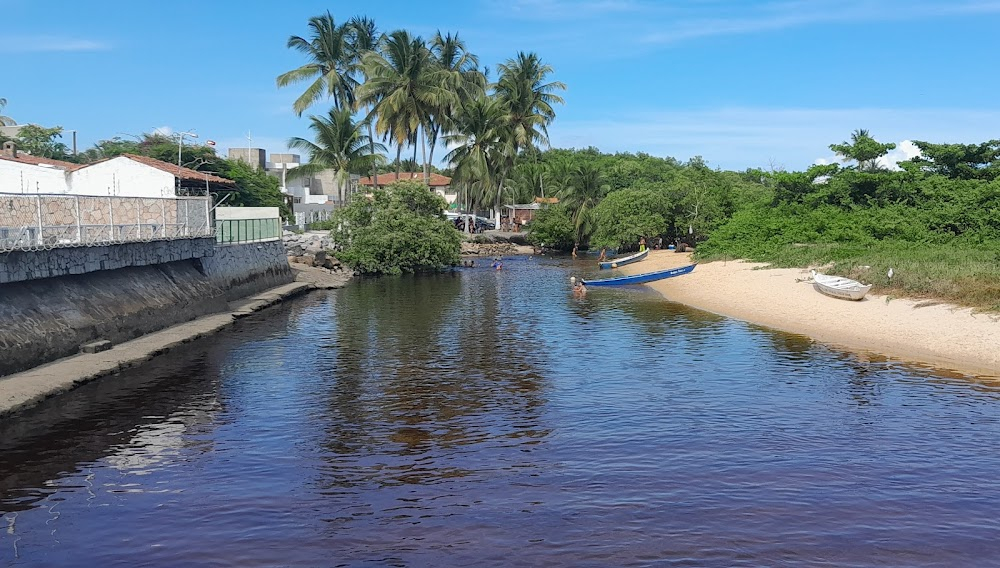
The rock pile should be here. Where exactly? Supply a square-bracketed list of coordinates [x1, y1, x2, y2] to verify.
[283, 231, 347, 272]
[461, 241, 518, 257]
[284, 231, 333, 256]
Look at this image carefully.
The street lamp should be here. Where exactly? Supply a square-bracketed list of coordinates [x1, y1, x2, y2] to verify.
[177, 130, 197, 167]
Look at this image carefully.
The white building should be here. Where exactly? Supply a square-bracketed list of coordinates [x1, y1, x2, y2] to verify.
[0, 143, 234, 197]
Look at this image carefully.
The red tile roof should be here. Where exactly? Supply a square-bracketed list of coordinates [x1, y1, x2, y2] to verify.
[0, 153, 86, 171]
[121, 154, 235, 186]
[358, 172, 451, 187]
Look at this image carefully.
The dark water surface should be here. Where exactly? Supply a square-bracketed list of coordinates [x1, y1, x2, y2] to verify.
[3, 256, 1000, 566]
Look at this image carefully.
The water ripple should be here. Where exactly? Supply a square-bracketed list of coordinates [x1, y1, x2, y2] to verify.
[1, 256, 1000, 566]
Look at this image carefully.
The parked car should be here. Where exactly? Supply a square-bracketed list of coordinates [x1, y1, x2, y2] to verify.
[474, 217, 495, 231]
[445, 213, 494, 233]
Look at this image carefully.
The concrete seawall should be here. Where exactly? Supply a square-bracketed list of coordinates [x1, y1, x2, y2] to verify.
[0, 240, 293, 378]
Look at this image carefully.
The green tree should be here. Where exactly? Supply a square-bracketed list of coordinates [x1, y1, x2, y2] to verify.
[559, 162, 608, 245]
[12, 125, 69, 159]
[495, 52, 565, 154]
[347, 16, 385, 189]
[829, 129, 897, 172]
[492, 52, 565, 227]
[331, 180, 461, 274]
[357, 30, 453, 182]
[287, 108, 386, 203]
[427, 31, 486, 183]
[223, 160, 292, 220]
[277, 12, 358, 114]
[907, 139, 1000, 181]
[590, 188, 672, 250]
[444, 95, 508, 221]
[526, 203, 575, 250]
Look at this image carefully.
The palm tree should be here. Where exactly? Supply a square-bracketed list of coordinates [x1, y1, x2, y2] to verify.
[357, 30, 453, 183]
[287, 108, 386, 204]
[427, 32, 486, 184]
[507, 161, 545, 204]
[830, 128, 896, 172]
[495, 52, 566, 155]
[559, 163, 607, 245]
[0, 98, 15, 126]
[542, 155, 574, 198]
[277, 12, 357, 114]
[347, 16, 384, 190]
[444, 96, 509, 228]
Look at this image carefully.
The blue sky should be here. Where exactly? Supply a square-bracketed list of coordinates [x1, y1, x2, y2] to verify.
[5, 0, 1000, 171]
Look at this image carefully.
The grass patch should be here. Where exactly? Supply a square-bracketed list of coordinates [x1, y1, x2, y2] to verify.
[698, 240, 1000, 312]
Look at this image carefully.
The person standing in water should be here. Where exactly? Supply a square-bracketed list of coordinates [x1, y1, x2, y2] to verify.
[598, 247, 607, 262]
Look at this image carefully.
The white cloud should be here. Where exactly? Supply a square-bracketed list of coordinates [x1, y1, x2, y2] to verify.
[551, 107, 1000, 171]
[3, 36, 111, 52]
[877, 140, 922, 170]
[152, 126, 174, 137]
[637, 0, 1000, 45]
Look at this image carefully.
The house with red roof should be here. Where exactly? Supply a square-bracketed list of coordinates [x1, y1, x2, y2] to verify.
[358, 172, 457, 206]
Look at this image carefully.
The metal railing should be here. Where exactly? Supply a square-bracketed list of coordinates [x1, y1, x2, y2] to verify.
[0, 193, 212, 252]
[215, 217, 281, 244]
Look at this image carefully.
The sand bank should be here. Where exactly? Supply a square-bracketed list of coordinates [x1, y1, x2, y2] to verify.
[615, 250, 1000, 378]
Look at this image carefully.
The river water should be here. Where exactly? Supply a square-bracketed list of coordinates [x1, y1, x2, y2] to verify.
[2, 256, 1000, 567]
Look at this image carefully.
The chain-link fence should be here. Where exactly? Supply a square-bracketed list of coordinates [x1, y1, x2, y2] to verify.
[0, 193, 212, 252]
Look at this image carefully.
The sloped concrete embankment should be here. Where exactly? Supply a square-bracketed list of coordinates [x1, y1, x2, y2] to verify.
[0, 241, 293, 378]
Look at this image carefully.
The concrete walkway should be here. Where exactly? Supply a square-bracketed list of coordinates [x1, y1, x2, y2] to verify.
[0, 281, 314, 419]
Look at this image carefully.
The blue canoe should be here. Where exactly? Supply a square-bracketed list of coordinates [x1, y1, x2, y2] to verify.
[583, 264, 696, 287]
[598, 248, 649, 270]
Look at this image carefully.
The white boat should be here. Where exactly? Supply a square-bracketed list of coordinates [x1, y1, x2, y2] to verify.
[811, 270, 872, 301]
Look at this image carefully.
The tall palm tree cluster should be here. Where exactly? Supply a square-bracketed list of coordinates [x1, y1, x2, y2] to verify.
[277, 12, 565, 223]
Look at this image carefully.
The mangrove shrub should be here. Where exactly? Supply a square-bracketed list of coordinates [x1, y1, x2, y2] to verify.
[331, 180, 461, 274]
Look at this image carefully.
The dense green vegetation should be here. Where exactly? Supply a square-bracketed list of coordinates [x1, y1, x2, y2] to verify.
[522, 148, 769, 251]
[516, 133, 1000, 310]
[694, 136, 1000, 310]
[330, 180, 461, 274]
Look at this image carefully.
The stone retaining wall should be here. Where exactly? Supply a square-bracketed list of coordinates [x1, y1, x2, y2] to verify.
[196, 240, 293, 301]
[0, 238, 216, 284]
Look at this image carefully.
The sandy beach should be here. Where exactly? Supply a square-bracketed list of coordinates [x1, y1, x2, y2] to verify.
[614, 250, 1000, 378]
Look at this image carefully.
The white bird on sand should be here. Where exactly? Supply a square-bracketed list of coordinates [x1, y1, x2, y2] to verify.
[887, 267, 895, 280]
